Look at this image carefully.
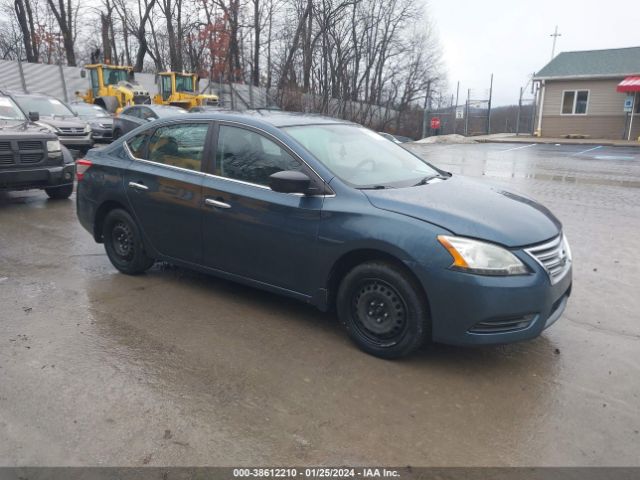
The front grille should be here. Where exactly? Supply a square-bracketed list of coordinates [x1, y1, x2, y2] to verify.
[0, 139, 48, 167]
[525, 234, 571, 284]
[20, 153, 43, 164]
[469, 314, 536, 334]
[133, 95, 151, 105]
[18, 140, 43, 150]
[58, 127, 85, 135]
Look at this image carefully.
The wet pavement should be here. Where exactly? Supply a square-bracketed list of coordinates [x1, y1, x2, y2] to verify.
[1, 143, 639, 466]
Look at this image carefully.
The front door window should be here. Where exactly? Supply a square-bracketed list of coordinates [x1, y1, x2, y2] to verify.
[216, 125, 302, 186]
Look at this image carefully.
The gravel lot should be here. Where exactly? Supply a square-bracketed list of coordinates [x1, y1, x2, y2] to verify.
[1, 142, 639, 466]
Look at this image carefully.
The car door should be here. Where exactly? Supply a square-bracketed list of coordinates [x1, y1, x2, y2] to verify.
[118, 107, 143, 134]
[124, 121, 213, 263]
[201, 123, 324, 295]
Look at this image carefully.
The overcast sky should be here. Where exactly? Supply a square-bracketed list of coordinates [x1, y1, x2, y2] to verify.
[428, 0, 640, 106]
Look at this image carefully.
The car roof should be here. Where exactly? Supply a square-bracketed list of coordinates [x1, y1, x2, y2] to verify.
[185, 110, 355, 128]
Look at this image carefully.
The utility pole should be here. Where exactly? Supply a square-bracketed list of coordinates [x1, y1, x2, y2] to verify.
[421, 79, 432, 139]
[550, 26, 561, 60]
[516, 87, 523, 135]
[464, 88, 470, 136]
[486, 73, 493, 135]
[454, 81, 460, 134]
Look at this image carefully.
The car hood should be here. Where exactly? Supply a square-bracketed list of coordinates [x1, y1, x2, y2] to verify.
[39, 116, 86, 128]
[85, 116, 113, 125]
[0, 120, 56, 137]
[363, 175, 561, 247]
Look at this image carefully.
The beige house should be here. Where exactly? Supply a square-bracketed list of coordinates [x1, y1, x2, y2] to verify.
[534, 47, 640, 140]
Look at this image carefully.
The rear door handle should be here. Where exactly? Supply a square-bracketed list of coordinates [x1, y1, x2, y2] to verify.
[205, 198, 231, 209]
[128, 181, 149, 191]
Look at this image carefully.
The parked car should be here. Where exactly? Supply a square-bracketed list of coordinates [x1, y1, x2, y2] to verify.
[71, 102, 114, 142]
[188, 105, 226, 113]
[378, 132, 402, 143]
[0, 91, 75, 199]
[378, 132, 414, 144]
[11, 93, 93, 153]
[76, 111, 572, 359]
[113, 105, 187, 139]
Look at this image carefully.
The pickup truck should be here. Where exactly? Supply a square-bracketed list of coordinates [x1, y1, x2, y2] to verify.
[0, 92, 75, 199]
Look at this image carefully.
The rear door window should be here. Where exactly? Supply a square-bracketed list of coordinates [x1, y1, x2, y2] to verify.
[147, 123, 209, 172]
[126, 133, 148, 158]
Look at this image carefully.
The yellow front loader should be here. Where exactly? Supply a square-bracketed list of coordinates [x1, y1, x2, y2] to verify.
[153, 72, 219, 110]
[77, 64, 151, 113]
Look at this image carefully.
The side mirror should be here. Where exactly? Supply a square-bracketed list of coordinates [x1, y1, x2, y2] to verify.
[269, 170, 311, 194]
[80, 69, 86, 78]
[28, 111, 39, 122]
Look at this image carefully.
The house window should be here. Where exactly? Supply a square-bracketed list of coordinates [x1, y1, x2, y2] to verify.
[561, 90, 589, 115]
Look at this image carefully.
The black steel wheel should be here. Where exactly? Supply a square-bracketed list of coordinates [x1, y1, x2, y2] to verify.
[103, 208, 154, 275]
[337, 261, 430, 359]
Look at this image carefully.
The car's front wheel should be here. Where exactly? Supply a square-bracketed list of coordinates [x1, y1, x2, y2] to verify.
[103, 208, 155, 275]
[337, 261, 430, 359]
[45, 183, 73, 199]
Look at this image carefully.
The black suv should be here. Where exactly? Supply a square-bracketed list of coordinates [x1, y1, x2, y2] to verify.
[0, 92, 75, 199]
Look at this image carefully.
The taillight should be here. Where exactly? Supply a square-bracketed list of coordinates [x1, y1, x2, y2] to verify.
[76, 158, 92, 181]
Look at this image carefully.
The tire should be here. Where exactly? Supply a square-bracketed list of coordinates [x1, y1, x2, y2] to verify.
[337, 261, 430, 359]
[45, 183, 73, 200]
[103, 208, 155, 275]
[113, 128, 122, 140]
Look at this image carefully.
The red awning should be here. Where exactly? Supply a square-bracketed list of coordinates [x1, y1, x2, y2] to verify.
[617, 76, 640, 92]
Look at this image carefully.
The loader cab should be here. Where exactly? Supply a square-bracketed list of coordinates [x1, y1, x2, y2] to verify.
[175, 74, 196, 93]
[159, 74, 172, 102]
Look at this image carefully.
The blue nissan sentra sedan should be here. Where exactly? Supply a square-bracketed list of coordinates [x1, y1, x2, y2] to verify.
[76, 111, 572, 358]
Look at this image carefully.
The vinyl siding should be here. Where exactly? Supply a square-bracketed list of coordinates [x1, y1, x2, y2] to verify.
[539, 78, 640, 139]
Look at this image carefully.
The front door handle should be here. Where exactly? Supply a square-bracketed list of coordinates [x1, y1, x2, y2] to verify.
[128, 181, 149, 191]
[205, 198, 231, 209]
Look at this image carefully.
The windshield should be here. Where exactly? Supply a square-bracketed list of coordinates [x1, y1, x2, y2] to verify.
[103, 68, 128, 86]
[283, 124, 440, 188]
[0, 96, 27, 121]
[175, 74, 194, 92]
[72, 104, 110, 118]
[14, 96, 74, 117]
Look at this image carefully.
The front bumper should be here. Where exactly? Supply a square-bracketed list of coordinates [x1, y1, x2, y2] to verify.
[59, 134, 94, 149]
[90, 127, 113, 142]
[0, 163, 75, 190]
[414, 254, 572, 346]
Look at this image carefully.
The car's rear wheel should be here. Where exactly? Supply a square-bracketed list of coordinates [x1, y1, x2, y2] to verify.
[45, 183, 73, 200]
[337, 261, 430, 359]
[103, 208, 154, 275]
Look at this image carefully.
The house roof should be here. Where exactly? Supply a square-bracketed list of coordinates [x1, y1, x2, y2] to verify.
[534, 46, 640, 80]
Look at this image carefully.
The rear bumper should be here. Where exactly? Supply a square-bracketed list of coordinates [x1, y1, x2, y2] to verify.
[0, 164, 75, 190]
[414, 258, 572, 346]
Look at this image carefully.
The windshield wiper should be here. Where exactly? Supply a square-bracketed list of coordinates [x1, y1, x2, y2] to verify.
[413, 174, 448, 186]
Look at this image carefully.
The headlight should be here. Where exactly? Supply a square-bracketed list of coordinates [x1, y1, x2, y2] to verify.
[562, 234, 572, 261]
[46, 140, 61, 153]
[437, 235, 528, 276]
[83, 124, 91, 133]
